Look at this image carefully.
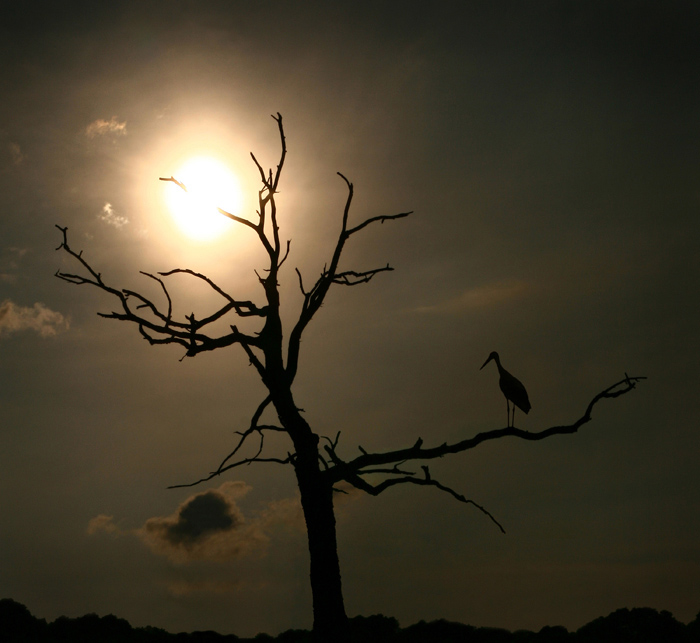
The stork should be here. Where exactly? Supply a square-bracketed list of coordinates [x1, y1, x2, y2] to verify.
[480, 351, 531, 427]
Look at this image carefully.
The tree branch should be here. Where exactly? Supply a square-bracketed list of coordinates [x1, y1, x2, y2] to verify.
[216, 206, 259, 232]
[158, 176, 188, 191]
[327, 375, 647, 484]
[168, 394, 292, 489]
[167, 454, 291, 489]
[158, 268, 268, 317]
[345, 465, 506, 533]
[333, 265, 394, 286]
[345, 210, 412, 237]
[158, 176, 259, 232]
[55, 226, 263, 358]
[285, 173, 411, 384]
[139, 272, 172, 321]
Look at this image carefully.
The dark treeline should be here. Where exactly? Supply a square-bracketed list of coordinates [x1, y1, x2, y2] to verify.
[2, 599, 700, 643]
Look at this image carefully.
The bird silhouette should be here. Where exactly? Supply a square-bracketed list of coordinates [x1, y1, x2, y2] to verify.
[480, 351, 531, 427]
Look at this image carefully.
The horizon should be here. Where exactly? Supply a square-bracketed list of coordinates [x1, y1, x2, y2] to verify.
[3, 597, 698, 638]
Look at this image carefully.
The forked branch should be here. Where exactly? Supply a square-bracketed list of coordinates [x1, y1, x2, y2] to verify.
[346, 466, 506, 533]
[168, 395, 291, 489]
[286, 173, 412, 384]
[55, 225, 263, 358]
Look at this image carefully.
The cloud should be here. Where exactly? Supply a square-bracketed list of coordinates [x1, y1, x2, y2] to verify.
[6, 247, 28, 261]
[149, 491, 240, 547]
[415, 280, 531, 315]
[165, 579, 242, 597]
[0, 247, 28, 283]
[8, 142, 25, 165]
[0, 300, 70, 338]
[138, 482, 281, 563]
[85, 116, 127, 138]
[87, 514, 120, 536]
[98, 202, 128, 228]
[89, 482, 304, 564]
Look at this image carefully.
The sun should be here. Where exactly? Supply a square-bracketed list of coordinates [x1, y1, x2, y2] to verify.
[164, 156, 243, 241]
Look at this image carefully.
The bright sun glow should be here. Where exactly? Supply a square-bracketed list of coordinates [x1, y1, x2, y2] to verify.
[165, 156, 243, 241]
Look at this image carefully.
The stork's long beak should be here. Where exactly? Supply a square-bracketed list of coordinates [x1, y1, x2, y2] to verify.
[480, 356, 492, 370]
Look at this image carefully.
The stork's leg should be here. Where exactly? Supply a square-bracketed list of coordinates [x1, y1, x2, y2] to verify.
[506, 399, 511, 427]
[512, 406, 516, 428]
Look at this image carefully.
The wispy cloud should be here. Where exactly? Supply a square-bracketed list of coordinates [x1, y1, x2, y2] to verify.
[87, 514, 120, 536]
[0, 247, 28, 284]
[165, 578, 242, 597]
[415, 280, 531, 315]
[8, 142, 25, 165]
[85, 116, 127, 138]
[89, 482, 303, 564]
[98, 202, 128, 228]
[0, 300, 70, 338]
[6, 247, 28, 261]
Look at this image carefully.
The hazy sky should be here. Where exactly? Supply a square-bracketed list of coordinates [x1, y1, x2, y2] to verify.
[1, 1, 699, 637]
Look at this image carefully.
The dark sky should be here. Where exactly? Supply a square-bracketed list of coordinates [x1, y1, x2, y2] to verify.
[1, 1, 699, 637]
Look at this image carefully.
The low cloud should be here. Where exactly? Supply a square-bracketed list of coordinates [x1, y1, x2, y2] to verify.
[85, 116, 127, 138]
[416, 280, 531, 314]
[99, 202, 128, 228]
[89, 482, 303, 563]
[139, 481, 260, 563]
[147, 489, 242, 548]
[0, 300, 69, 338]
[139, 482, 301, 563]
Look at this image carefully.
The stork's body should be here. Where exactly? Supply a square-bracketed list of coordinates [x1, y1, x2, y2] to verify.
[480, 351, 531, 427]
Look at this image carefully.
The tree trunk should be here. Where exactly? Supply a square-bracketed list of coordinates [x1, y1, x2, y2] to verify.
[270, 383, 349, 640]
[295, 439, 349, 640]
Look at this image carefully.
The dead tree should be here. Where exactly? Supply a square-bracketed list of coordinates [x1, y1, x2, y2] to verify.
[56, 113, 645, 640]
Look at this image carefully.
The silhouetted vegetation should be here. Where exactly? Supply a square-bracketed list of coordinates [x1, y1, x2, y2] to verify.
[576, 607, 691, 643]
[3, 599, 700, 643]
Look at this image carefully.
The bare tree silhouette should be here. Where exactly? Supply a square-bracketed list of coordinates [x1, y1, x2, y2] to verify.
[56, 113, 645, 640]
